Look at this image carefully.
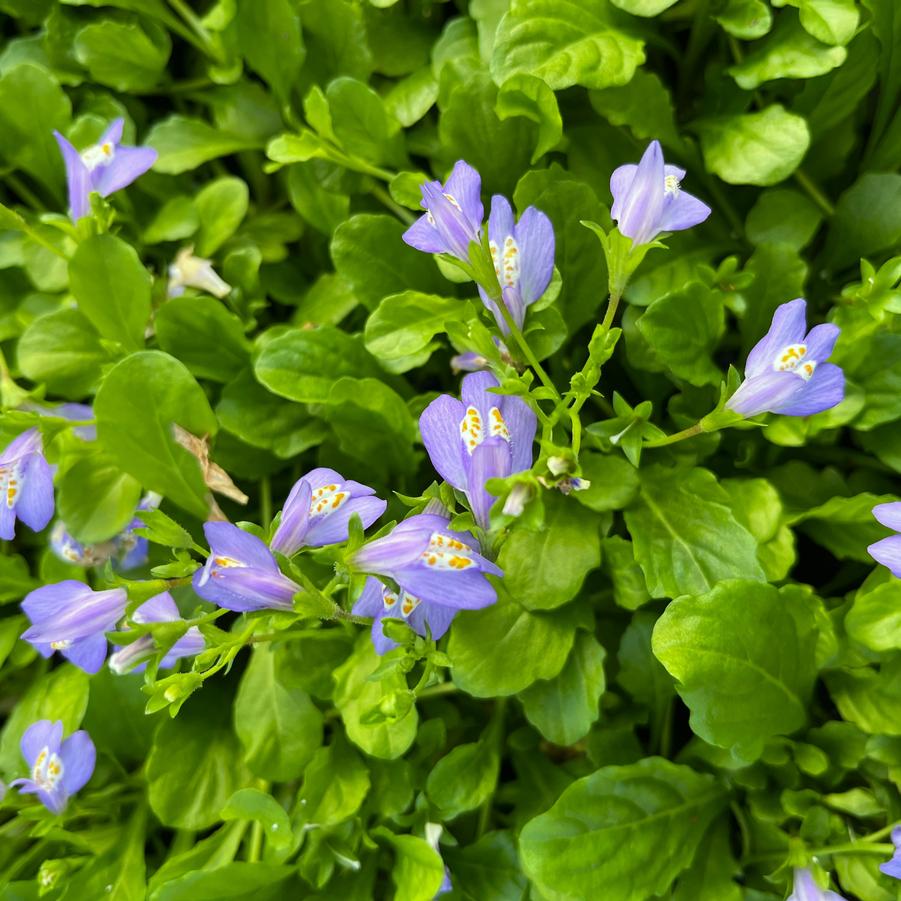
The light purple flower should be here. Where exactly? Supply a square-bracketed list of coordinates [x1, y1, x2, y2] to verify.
[880, 826, 901, 879]
[0, 428, 54, 541]
[270, 468, 387, 556]
[193, 522, 301, 613]
[26, 402, 96, 441]
[402, 160, 483, 262]
[419, 372, 537, 528]
[726, 299, 844, 418]
[53, 118, 157, 222]
[788, 868, 845, 901]
[168, 246, 231, 299]
[868, 503, 901, 578]
[477, 195, 554, 332]
[21, 581, 127, 674]
[610, 140, 711, 247]
[9, 720, 95, 815]
[109, 592, 204, 675]
[350, 512, 501, 654]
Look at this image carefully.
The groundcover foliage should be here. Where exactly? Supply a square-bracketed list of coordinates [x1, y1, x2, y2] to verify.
[0, 0, 900, 899]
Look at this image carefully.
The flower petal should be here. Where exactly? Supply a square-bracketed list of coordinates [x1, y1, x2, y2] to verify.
[408, 600, 458, 641]
[205, 522, 278, 571]
[60, 731, 96, 794]
[93, 146, 157, 196]
[371, 614, 397, 655]
[421, 181, 479, 260]
[461, 370, 501, 422]
[398, 569, 498, 610]
[16, 453, 55, 534]
[62, 632, 110, 674]
[304, 495, 388, 546]
[160, 626, 205, 670]
[21, 720, 63, 767]
[514, 205, 555, 307]
[100, 118, 125, 146]
[744, 298, 808, 378]
[420, 394, 468, 490]
[612, 140, 665, 246]
[270, 479, 312, 555]
[351, 577, 384, 617]
[132, 591, 179, 624]
[497, 394, 537, 475]
[774, 362, 844, 416]
[804, 322, 840, 362]
[868, 535, 901, 577]
[873, 502, 901, 532]
[22, 583, 126, 643]
[468, 436, 512, 528]
[725, 370, 803, 418]
[443, 160, 483, 226]
[657, 189, 711, 234]
[54, 131, 91, 221]
[403, 210, 447, 255]
[192, 565, 298, 612]
[0, 428, 42, 465]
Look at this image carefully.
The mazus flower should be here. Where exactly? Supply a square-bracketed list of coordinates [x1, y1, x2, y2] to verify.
[270, 468, 387, 556]
[788, 868, 845, 901]
[350, 511, 501, 654]
[726, 299, 844, 418]
[193, 522, 302, 612]
[880, 826, 901, 879]
[0, 428, 54, 541]
[21, 581, 127, 674]
[477, 195, 554, 332]
[868, 503, 901, 578]
[419, 372, 537, 528]
[610, 140, 711, 247]
[10, 720, 95, 815]
[109, 592, 204, 675]
[402, 160, 483, 262]
[168, 246, 231, 299]
[54, 118, 157, 222]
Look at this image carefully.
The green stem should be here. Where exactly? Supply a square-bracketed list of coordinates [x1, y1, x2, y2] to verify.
[5, 174, 45, 212]
[416, 681, 458, 701]
[260, 476, 272, 528]
[746, 842, 895, 865]
[600, 291, 621, 334]
[495, 296, 561, 402]
[861, 823, 899, 843]
[167, 0, 223, 62]
[370, 183, 415, 225]
[643, 421, 704, 448]
[793, 168, 835, 217]
[476, 698, 506, 839]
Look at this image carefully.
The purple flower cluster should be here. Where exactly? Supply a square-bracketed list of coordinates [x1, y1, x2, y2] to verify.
[868, 503, 901, 577]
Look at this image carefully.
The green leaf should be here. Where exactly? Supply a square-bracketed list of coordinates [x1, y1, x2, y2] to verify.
[492, 0, 645, 91]
[574, 453, 640, 512]
[0, 63, 70, 193]
[69, 234, 151, 352]
[234, 644, 323, 781]
[426, 723, 500, 819]
[17, 308, 111, 398]
[672, 822, 743, 901]
[234, 0, 304, 103]
[847, 574, 901, 652]
[333, 635, 418, 759]
[57, 452, 142, 544]
[443, 831, 528, 900]
[152, 864, 293, 901]
[156, 297, 249, 383]
[635, 282, 725, 386]
[364, 291, 470, 373]
[715, 0, 773, 38]
[519, 758, 726, 901]
[519, 630, 607, 745]
[746, 187, 823, 249]
[0, 553, 37, 604]
[95, 351, 217, 519]
[134, 508, 193, 550]
[625, 466, 765, 599]
[826, 657, 901, 736]
[385, 67, 439, 128]
[147, 686, 251, 830]
[824, 173, 901, 270]
[221, 788, 293, 850]
[327, 77, 405, 167]
[146, 115, 262, 175]
[378, 833, 445, 901]
[698, 105, 811, 186]
[296, 734, 370, 827]
[195, 176, 249, 256]
[330, 213, 444, 310]
[498, 492, 602, 610]
[0, 665, 89, 778]
[448, 585, 580, 696]
[610, 0, 679, 15]
[728, 15, 847, 89]
[74, 19, 170, 91]
[495, 72, 563, 162]
[798, 0, 860, 45]
[254, 326, 379, 404]
[653, 581, 820, 759]
[143, 196, 199, 244]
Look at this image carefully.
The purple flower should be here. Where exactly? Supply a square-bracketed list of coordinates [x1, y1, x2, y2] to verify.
[350, 512, 501, 654]
[788, 868, 845, 901]
[726, 299, 844, 418]
[53, 118, 157, 222]
[9, 720, 95, 815]
[402, 160, 483, 262]
[880, 826, 901, 879]
[193, 522, 302, 613]
[50, 521, 116, 568]
[0, 428, 54, 540]
[868, 503, 901, 578]
[109, 592, 204, 675]
[21, 581, 127, 674]
[26, 402, 96, 441]
[419, 372, 537, 528]
[270, 468, 387, 556]
[610, 140, 711, 247]
[477, 195, 554, 332]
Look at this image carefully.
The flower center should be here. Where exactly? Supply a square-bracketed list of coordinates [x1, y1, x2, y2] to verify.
[400, 591, 421, 618]
[198, 554, 244, 587]
[50, 639, 73, 650]
[32, 746, 65, 790]
[0, 463, 22, 510]
[80, 140, 115, 172]
[309, 483, 349, 517]
[421, 532, 476, 571]
[774, 343, 817, 381]
[664, 174, 681, 196]
[460, 405, 509, 454]
[489, 235, 520, 289]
